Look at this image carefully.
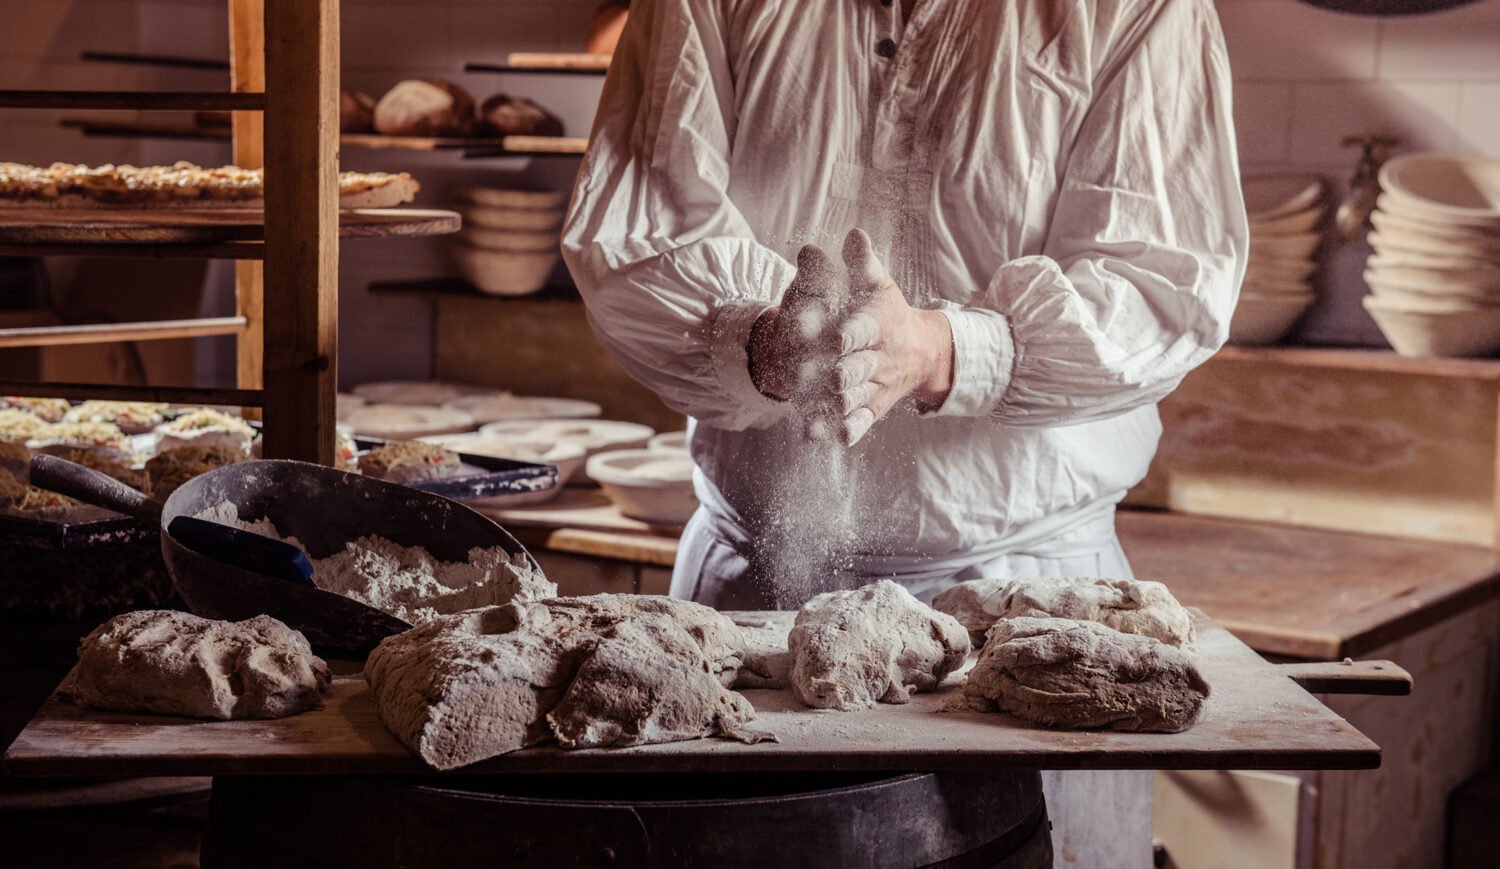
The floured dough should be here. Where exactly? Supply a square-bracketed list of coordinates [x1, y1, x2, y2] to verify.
[962, 616, 1209, 733]
[933, 576, 1194, 648]
[730, 612, 795, 690]
[788, 580, 970, 710]
[364, 595, 766, 770]
[68, 610, 330, 720]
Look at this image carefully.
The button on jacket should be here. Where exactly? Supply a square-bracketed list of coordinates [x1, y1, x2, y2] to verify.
[563, 0, 1247, 560]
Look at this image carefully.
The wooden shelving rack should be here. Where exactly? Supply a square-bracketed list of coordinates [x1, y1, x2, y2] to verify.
[0, 0, 460, 465]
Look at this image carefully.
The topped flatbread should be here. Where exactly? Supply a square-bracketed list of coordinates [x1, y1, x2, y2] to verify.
[0, 162, 419, 210]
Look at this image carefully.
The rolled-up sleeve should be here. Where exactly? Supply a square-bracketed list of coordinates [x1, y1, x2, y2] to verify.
[562, 0, 794, 431]
[926, 0, 1247, 427]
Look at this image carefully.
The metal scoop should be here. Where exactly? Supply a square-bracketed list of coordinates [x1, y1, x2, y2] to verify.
[31, 454, 539, 657]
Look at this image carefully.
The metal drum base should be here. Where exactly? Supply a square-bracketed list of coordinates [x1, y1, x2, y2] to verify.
[202, 771, 1051, 869]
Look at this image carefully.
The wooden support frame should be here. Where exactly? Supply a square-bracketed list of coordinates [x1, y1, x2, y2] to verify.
[259, 0, 339, 465]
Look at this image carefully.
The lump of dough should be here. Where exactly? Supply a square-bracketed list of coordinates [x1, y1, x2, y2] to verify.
[730, 612, 795, 690]
[788, 580, 970, 711]
[68, 610, 330, 720]
[962, 616, 1209, 733]
[933, 576, 1194, 649]
[364, 595, 762, 770]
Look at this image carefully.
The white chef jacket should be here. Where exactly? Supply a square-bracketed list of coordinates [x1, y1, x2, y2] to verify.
[562, 0, 1247, 590]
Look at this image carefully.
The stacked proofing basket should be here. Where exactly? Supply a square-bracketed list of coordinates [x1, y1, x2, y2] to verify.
[451, 187, 566, 296]
[1229, 174, 1330, 345]
[1364, 154, 1500, 358]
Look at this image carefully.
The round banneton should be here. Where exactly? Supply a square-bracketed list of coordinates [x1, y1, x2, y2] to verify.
[1380, 154, 1500, 222]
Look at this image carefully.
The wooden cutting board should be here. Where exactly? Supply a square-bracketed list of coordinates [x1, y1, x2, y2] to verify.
[2, 612, 1379, 777]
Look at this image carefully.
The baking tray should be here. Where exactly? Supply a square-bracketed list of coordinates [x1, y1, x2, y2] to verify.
[352, 437, 558, 502]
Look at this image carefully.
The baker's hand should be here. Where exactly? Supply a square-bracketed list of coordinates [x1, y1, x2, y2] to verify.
[832, 228, 954, 445]
[748, 245, 841, 402]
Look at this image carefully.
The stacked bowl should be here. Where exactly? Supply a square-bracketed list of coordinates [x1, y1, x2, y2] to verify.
[451, 187, 566, 296]
[1364, 154, 1500, 358]
[1231, 174, 1329, 345]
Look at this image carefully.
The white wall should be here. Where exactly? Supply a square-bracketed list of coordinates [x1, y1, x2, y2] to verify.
[1218, 0, 1500, 344]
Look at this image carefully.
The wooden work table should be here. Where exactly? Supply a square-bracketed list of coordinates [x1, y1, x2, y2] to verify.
[490, 499, 1500, 663]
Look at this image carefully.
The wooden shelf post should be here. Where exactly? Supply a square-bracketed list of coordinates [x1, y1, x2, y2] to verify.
[228, 0, 265, 412]
[261, 0, 339, 464]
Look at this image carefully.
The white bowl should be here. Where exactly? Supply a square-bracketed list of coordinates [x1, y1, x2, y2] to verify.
[1369, 230, 1500, 267]
[586, 448, 699, 526]
[459, 226, 559, 252]
[1363, 296, 1500, 358]
[1248, 231, 1322, 262]
[1370, 206, 1500, 244]
[1366, 260, 1500, 294]
[1379, 153, 1500, 224]
[446, 394, 603, 425]
[465, 187, 568, 210]
[1228, 294, 1312, 346]
[1365, 268, 1500, 305]
[1249, 203, 1325, 235]
[480, 418, 653, 484]
[1243, 174, 1326, 222]
[1245, 258, 1317, 284]
[452, 243, 559, 296]
[343, 404, 476, 440]
[648, 430, 688, 452]
[351, 380, 484, 406]
[1377, 192, 1500, 232]
[462, 204, 564, 232]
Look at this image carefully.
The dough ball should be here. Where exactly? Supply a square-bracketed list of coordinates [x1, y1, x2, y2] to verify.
[68, 610, 330, 720]
[933, 576, 1194, 649]
[788, 579, 970, 711]
[962, 616, 1209, 733]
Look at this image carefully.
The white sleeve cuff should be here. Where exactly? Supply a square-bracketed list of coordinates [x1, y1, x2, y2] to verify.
[925, 306, 1016, 418]
[709, 300, 788, 427]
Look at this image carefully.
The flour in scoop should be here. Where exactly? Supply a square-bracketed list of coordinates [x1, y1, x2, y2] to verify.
[196, 501, 556, 624]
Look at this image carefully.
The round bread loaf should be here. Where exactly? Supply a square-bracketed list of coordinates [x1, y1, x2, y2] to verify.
[479, 94, 564, 138]
[340, 89, 376, 133]
[374, 79, 477, 137]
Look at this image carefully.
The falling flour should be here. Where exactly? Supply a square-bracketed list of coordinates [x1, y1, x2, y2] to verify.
[195, 501, 556, 624]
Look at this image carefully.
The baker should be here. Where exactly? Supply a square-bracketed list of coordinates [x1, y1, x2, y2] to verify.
[563, 1, 1245, 863]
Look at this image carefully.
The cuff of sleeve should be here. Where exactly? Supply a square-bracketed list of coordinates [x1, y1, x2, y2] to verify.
[709, 301, 788, 426]
[924, 307, 1017, 418]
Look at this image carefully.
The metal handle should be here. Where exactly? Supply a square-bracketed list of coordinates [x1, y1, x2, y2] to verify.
[29, 453, 163, 524]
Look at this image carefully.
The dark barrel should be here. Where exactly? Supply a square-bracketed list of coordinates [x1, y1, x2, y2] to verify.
[202, 771, 1051, 868]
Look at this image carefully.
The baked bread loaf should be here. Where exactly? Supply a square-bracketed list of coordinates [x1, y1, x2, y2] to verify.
[374, 79, 477, 137]
[340, 88, 376, 133]
[479, 94, 563, 137]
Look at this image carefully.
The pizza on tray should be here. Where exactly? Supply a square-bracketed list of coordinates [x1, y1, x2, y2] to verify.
[0, 161, 419, 210]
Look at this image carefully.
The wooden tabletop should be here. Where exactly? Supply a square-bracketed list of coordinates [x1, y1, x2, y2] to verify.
[1119, 511, 1500, 660]
[3, 613, 1377, 778]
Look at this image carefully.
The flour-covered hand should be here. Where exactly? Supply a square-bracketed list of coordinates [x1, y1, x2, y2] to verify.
[831, 228, 954, 445]
[748, 245, 841, 401]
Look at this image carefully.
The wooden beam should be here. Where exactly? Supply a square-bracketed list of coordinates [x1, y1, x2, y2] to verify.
[0, 91, 263, 111]
[229, 0, 266, 416]
[261, 0, 338, 465]
[0, 382, 261, 405]
[0, 316, 246, 348]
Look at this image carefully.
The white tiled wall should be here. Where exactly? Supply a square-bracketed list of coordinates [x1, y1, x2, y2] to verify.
[2, 1, 1497, 381]
[1217, 0, 1500, 344]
